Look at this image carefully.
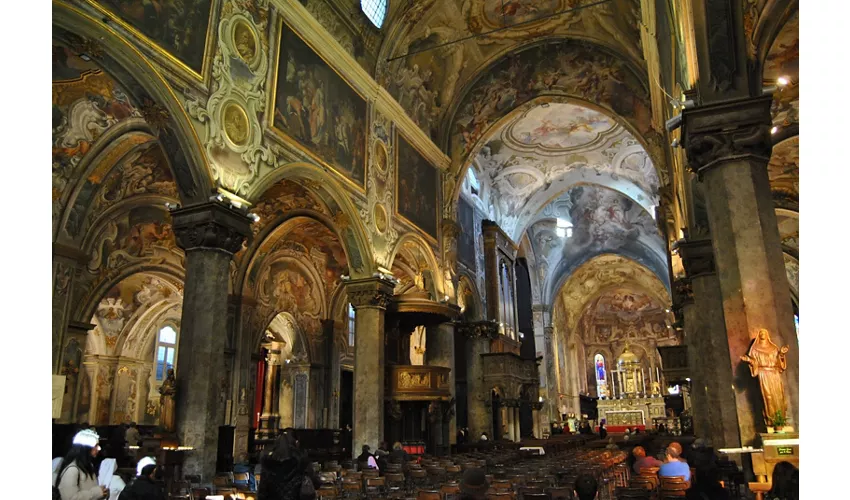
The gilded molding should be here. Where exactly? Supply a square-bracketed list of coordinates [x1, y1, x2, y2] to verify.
[456, 320, 499, 340]
[345, 276, 396, 309]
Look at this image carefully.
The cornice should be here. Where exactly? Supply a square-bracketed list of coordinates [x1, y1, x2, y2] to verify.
[270, 0, 449, 171]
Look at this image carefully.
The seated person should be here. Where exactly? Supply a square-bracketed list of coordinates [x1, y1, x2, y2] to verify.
[459, 468, 489, 500]
[605, 438, 618, 450]
[388, 442, 409, 464]
[479, 432, 489, 442]
[659, 442, 691, 481]
[356, 445, 379, 471]
[574, 473, 598, 500]
[686, 466, 730, 500]
[767, 461, 798, 500]
[632, 446, 662, 474]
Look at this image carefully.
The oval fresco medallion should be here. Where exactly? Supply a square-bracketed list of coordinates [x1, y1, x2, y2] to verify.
[223, 102, 250, 147]
[232, 19, 258, 65]
[374, 141, 389, 174]
[374, 203, 388, 234]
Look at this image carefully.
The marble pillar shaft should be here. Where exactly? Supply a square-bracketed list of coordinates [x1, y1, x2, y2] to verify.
[427, 323, 457, 445]
[543, 327, 558, 423]
[171, 202, 251, 481]
[683, 97, 798, 441]
[466, 333, 492, 439]
[347, 277, 394, 460]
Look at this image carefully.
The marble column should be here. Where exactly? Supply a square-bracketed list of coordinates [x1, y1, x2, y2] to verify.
[677, 241, 743, 451]
[543, 326, 558, 423]
[279, 374, 294, 429]
[457, 321, 497, 441]
[61, 321, 94, 422]
[171, 202, 251, 481]
[257, 343, 282, 439]
[512, 406, 520, 442]
[682, 96, 798, 441]
[531, 403, 542, 439]
[427, 322, 457, 445]
[345, 276, 395, 459]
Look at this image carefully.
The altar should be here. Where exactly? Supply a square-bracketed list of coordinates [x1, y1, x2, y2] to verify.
[596, 346, 666, 429]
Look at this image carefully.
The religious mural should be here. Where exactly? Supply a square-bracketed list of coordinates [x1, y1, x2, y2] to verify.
[53, 43, 142, 211]
[271, 21, 367, 189]
[528, 184, 669, 300]
[468, 102, 660, 240]
[396, 134, 439, 240]
[767, 137, 798, 201]
[448, 39, 652, 164]
[765, 10, 798, 129]
[86, 206, 180, 276]
[458, 196, 476, 270]
[89, 0, 215, 75]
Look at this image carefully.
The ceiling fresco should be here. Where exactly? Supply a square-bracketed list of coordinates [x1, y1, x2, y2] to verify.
[378, 0, 644, 142]
[471, 102, 660, 240]
[764, 9, 798, 130]
[767, 136, 798, 202]
[53, 41, 143, 209]
[526, 184, 668, 303]
[552, 253, 671, 332]
[775, 209, 798, 256]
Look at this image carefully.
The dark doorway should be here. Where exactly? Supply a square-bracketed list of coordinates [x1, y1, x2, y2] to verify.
[340, 370, 354, 430]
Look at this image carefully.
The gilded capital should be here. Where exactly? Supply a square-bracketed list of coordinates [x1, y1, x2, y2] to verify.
[456, 320, 499, 340]
[170, 202, 252, 254]
[681, 95, 773, 176]
[346, 276, 396, 310]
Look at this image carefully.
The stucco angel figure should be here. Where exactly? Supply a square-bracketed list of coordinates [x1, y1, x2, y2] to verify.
[414, 271, 426, 291]
[158, 368, 177, 432]
[410, 325, 427, 365]
[740, 329, 790, 425]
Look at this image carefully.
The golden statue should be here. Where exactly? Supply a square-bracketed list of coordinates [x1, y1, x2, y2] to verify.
[414, 271, 425, 291]
[740, 329, 790, 425]
[158, 368, 177, 433]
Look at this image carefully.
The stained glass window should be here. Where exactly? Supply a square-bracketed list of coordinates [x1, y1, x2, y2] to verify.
[361, 0, 388, 28]
[594, 354, 606, 397]
[348, 304, 356, 347]
[155, 325, 178, 381]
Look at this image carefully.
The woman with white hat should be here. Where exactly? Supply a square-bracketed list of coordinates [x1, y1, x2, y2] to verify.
[55, 429, 109, 500]
[116, 457, 163, 500]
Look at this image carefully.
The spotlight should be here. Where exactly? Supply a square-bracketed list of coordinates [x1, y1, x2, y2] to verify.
[665, 114, 683, 133]
[671, 138, 680, 148]
[248, 213, 260, 222]
[209, 193, 224, 203]
[771, 126, 779, 135]
[164, 202, 180, 211]
[777, 76, 790, 87]
[665, 309, 671, 313]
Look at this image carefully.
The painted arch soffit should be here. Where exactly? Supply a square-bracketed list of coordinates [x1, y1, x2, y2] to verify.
[552, 253, 671, 332]
[472, 101, 661, 240]
[528, 184, 668, 302]
[575, 287, 678, 347]
[376, 0, 645, 143]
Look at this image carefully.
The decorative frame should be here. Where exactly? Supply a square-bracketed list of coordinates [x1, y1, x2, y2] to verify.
[83, 0, 219, 84]
[267, 15, 369, 194]
[394, 128, 440, 245]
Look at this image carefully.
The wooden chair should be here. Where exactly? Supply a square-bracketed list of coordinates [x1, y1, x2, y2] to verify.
[659, 481, 688, 497]
[417, 490, 442, 500]
[522, 494, 552, 500]
[342, 478, 362, 499]
[749, 482, 772, 500]
[614, 486, 651, 500]
[440, 483, 460, 500]
[485, 493, 513, 500]
[546, 486, 571, 499]
[317, 485, 339, 499]
[366, 476, 387, 496]
[191, 488, 211, 500]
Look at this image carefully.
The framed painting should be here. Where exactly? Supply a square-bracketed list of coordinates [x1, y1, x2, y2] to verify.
[269, 18, 368, 191]
[457, 196, 476, 270]
[395, 132, 439, 242]
[85, 0, 218, 82]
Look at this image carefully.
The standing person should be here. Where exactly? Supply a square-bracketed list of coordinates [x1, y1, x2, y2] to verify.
[598, 419, 608, 440]
[98, 459, 126, 500]
[258, 431, 319, 500]
[117, 457, 164, 500]
[124, 423, 141, 447]
[55, 429, 109, 500]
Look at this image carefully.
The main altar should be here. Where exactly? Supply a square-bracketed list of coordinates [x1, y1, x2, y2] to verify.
[596, 347, 665, 429]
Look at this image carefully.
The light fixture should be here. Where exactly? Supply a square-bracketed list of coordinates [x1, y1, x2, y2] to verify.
[771, 126, 779, 135]
[556, 218, 571, 228]
[164, 202, 180, 211]
[209, 193, 224, 203]
[248, 213, 260, 222]
[538, 396, 544, 403]
[686, 378, 691, 382]
[665, 309, 671, 313]
[285, 359, 291, 364]
[556, 228, 566, 238]
[777, 76, 790, 87]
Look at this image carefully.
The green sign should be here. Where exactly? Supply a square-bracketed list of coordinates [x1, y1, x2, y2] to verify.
[777, 446, 794, 456]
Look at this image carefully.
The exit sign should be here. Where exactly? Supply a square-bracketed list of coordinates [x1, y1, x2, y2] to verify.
[777, 446, 794, 456]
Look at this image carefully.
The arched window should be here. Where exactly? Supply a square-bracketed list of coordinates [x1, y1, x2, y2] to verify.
[594, 354, 606, 396]
[155, 325, 178, 381]
[348, 303, 356, 347]
[794, 313, 799, 337]
[361, 0, 388, 28]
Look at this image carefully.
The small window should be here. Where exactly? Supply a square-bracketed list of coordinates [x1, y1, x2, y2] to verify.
[348, 304, 356, 347]
[465, 168, 481, 196]
[361, 0, 388, 28]
[155, 325, 178, 381]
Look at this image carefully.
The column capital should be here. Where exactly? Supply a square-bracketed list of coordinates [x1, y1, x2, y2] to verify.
[674, 238, 716, 278]
[170, 202, 253, 254]
[345, 276, 395, 310]
[456, 320, 499, 340]
[681, 95, 773, 177]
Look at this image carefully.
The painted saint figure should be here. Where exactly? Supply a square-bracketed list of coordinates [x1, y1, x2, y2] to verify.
[159, 368, 177, 432]
[740, 329, 790, 425]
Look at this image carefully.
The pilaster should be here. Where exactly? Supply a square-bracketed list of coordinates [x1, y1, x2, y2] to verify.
[456, 320, 498, 440]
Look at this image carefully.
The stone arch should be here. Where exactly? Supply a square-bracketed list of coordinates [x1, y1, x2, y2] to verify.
[259, 312, 313, 365]
[457, 272, 484, 322]
[245, 163, 374, 277]
[76, 266, 185, 326]
[53, 3, 214, 204]
[388, 232, 445, 298]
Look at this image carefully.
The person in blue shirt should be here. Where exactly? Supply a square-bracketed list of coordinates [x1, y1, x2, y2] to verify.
[659, 442, 691, 481]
